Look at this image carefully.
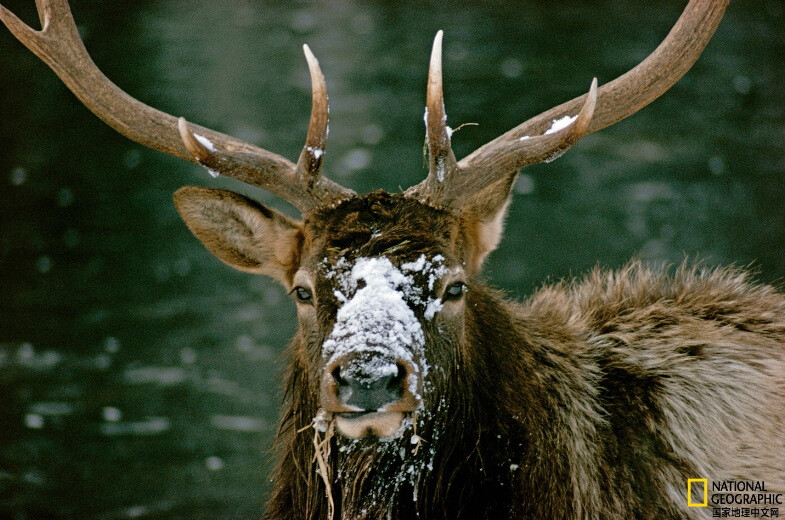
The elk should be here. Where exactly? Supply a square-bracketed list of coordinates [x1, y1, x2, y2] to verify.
[2, 0, 784, 519]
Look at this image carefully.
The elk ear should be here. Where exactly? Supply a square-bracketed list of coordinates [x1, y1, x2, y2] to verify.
[173, 187, 303, 287]
[462, 176, 515, 271]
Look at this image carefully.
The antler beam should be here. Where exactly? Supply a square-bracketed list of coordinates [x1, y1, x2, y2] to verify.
[0, 0, 355, 212]
[407, 0, 730, 211]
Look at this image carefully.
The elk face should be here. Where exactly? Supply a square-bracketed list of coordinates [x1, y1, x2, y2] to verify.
[174, 188, 479, 439]
[298, 193, 471, 438]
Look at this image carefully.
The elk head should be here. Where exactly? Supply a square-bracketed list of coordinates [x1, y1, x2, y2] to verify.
[171, 30, 601, 439]
[1, 0, 729, 441]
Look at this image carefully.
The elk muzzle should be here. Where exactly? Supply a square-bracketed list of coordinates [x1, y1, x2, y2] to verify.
[319, 256, 430, 438]
[322, 353, 422, 438]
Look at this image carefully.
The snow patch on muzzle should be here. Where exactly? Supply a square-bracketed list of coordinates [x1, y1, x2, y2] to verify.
[321, 256, 438, 438]
[323, 256, 430, 378]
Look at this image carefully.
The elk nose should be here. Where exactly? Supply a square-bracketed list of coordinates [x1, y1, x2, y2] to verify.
[332, 364, 405, 411]
[321, 355, 422, 414]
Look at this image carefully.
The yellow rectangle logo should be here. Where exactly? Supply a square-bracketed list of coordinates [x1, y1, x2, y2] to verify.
[687, 478, 708, 507]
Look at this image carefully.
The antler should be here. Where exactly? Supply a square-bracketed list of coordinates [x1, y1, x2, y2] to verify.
[407, 0, 730, 213]
[0, 0, 355, 212]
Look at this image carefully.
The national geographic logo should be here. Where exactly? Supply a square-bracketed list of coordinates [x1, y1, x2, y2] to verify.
[687, 479, 783, 517]
[688, 479, 709, 507]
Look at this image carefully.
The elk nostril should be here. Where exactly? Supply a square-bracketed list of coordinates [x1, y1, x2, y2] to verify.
[332, 366, 347, 387]
[386, 364, 405, 392]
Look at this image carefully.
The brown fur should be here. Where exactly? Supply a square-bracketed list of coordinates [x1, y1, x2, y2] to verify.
[174, 190, 785, 519]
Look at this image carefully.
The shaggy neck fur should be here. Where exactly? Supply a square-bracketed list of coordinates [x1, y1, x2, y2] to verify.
[264, 262, 785, 519]
[263, 283, 598, 520]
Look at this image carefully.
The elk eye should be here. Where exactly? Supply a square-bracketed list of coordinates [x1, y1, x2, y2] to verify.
[293, 286, 313, 304]
[444, 282, 467, 301]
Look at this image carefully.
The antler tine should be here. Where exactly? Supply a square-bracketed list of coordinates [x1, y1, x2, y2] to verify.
[409, 78, 598, 210]
[176, 45, 355, 212]
[0, 0, 57, 41]
[423, 31, 459, 190]
[1, 0, 355, 213]
[406, 34, 597, 209]
[296, 45, 329, 185]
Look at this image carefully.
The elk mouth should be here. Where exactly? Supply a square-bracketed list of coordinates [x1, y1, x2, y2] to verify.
[334, 410, 407, 439]
[328, 398, 419, 439]
[337, 411, 371, 419]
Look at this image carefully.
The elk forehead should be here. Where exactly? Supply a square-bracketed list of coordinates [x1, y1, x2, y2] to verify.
[304, 192, 460, 260]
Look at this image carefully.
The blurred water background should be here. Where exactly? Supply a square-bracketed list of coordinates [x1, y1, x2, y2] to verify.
[0, 0, 783, 518]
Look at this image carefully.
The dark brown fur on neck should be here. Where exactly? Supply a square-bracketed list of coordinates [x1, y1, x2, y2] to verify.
[265, 253, 785, 519]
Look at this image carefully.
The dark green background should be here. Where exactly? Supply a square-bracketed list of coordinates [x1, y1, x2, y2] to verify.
[0, 1, 783, 518]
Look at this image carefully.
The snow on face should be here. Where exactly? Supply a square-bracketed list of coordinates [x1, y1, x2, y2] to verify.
[321, 255, 447, 382]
